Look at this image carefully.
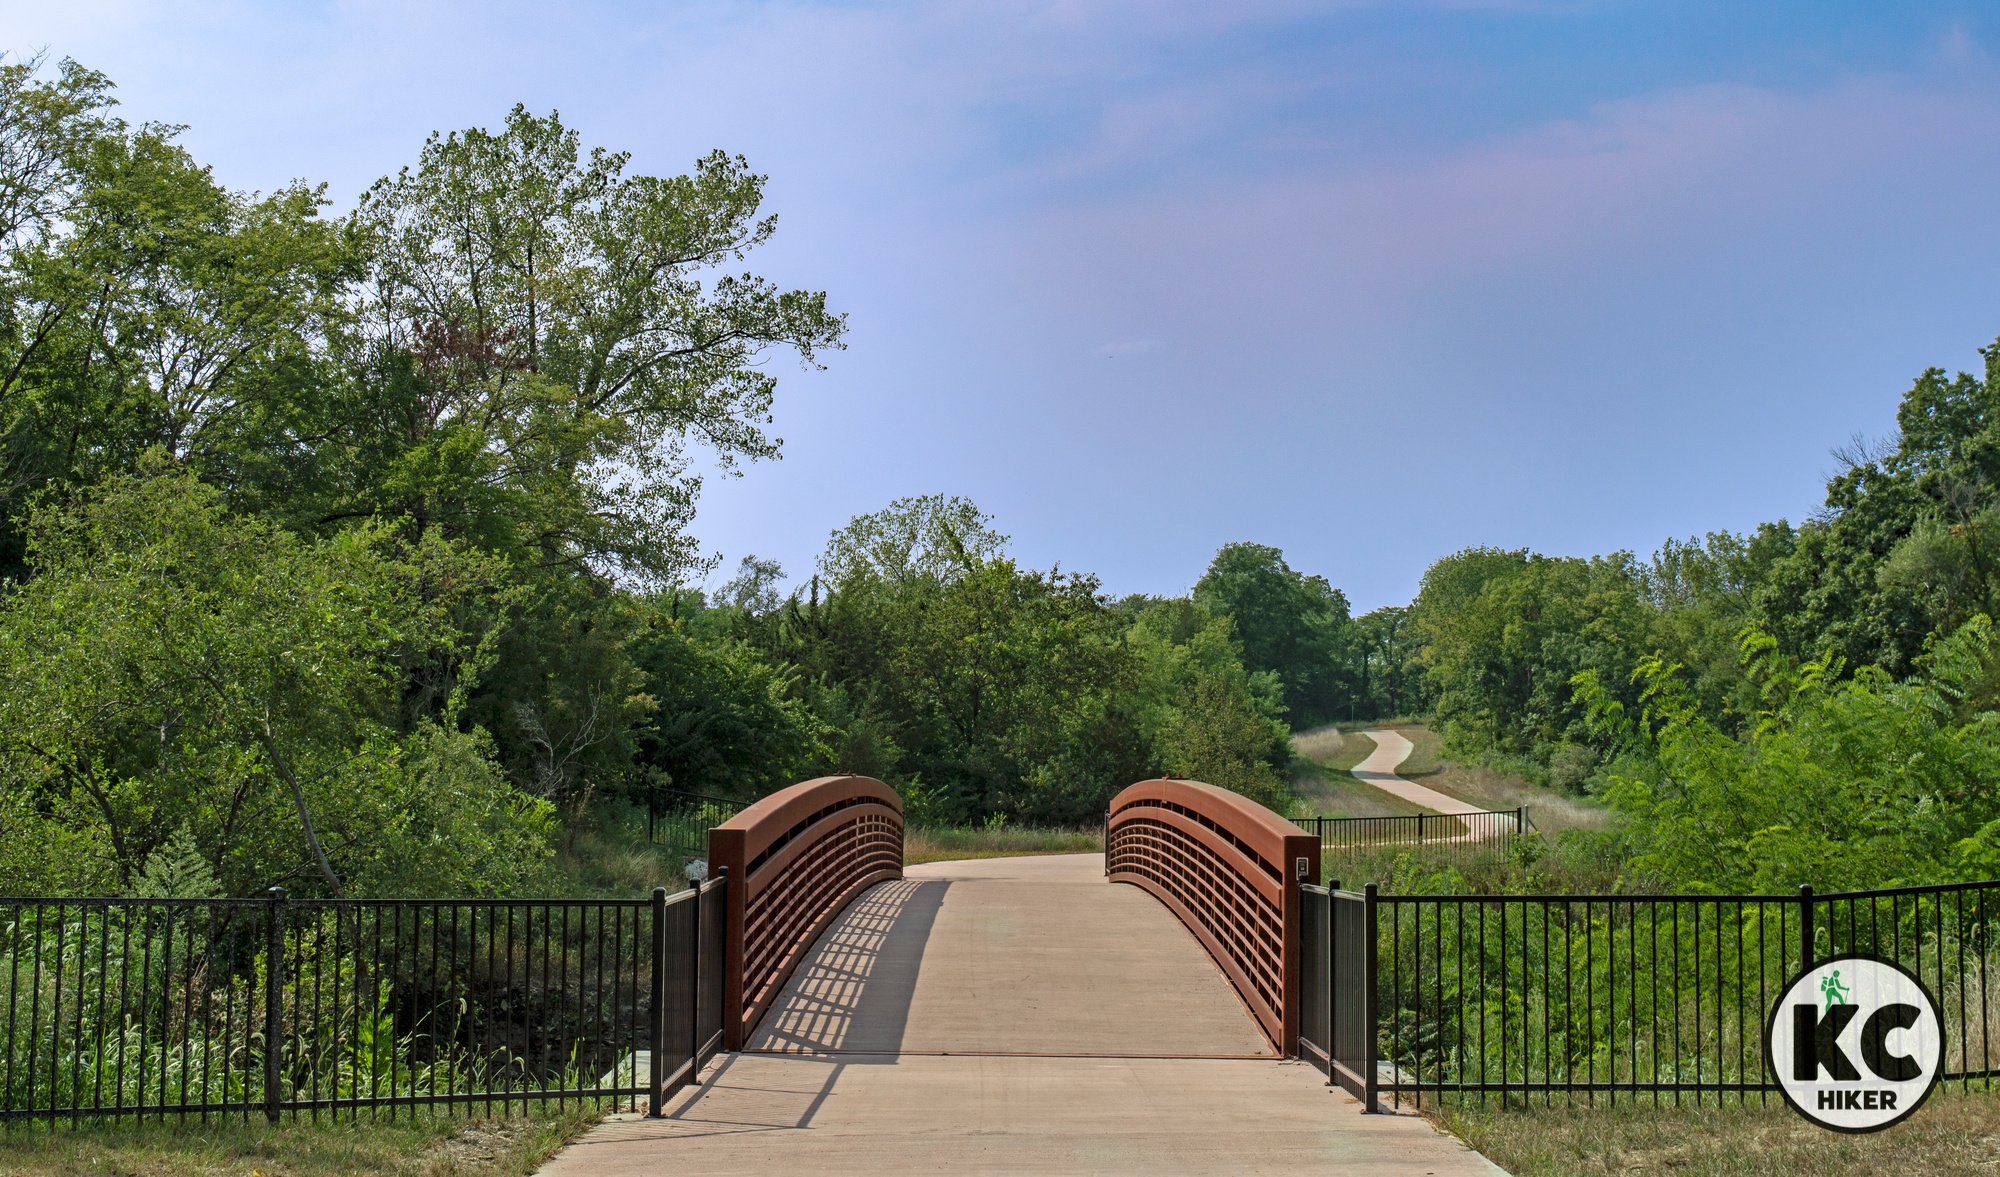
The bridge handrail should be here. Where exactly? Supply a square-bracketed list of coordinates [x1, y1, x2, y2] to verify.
[707, 774, 904, 1049]
[1105, 778, 1319, 1053]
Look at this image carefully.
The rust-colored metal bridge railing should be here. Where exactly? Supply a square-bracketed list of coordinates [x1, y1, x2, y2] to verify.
[1105, 778, 1320, 1053]
[707, 775, 904, 1050]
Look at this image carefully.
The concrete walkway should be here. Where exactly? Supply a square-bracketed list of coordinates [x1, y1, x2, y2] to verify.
[537, 854, 1503, 1175]
[1352, 729, 1489, 817]
[747, 855, 1269, 1057]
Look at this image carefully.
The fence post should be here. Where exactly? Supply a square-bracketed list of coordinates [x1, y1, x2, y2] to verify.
[1798, 884, 1815, 973]
[263, 886, 285, 1124]
[1516, 807, 1527, 834]
[1362, 882, 1379, 1114]
[1416, 813, 1425, 844]
[1324, 879, 1338, 1087]
[648, 886, 667, 1116]
[688, 872, 703, 1084]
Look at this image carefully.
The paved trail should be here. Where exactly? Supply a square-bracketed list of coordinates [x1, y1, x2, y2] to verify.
[537, 854, 1504, 1176]
[1351, 729, 1484, 815]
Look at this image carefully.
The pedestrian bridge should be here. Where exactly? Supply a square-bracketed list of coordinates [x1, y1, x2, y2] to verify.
[539, 776, 1500, 1175]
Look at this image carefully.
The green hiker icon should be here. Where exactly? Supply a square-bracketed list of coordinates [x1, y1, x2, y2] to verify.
[1820, 968, 1850, 1010]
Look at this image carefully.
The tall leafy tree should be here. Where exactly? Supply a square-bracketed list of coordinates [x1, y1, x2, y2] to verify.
[344, 106, 846, 584]
[1353, 605, 1422, 718]
[0, 56, 351, 572]
[1757, 340, 2000, 675]
[1193, 542, 1358, 725]
[1410, 548, 1647, 758]
[0, 467, 552, 896]
[816, 493, 1009, 588]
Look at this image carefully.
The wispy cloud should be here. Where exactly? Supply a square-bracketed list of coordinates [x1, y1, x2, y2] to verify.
[14, 1, 2000, 610]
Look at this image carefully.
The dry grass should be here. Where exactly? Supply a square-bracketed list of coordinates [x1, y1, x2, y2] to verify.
[904, 825, 1101, 865]
[1370, 723, 1608, 835]
[1289, 761, 1427, 820]
[1441, 1089, 2000, 1176]
[0, 1108, 598, 1177]
[1290, 723, 1349, 767]
[1289, 726, 1423, 819]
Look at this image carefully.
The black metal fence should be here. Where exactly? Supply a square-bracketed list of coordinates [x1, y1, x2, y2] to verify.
[1299, 883, 1376, 1106]
[1298, 878, 2000, 1111]
[647, 789, 744, 875]
[0, 879, 727, 1127]
[1296, 808, 1533, 860]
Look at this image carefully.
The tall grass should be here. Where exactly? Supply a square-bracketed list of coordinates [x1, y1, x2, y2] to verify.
[551, 802, 699, 896]
[904, 824, 1101, 865]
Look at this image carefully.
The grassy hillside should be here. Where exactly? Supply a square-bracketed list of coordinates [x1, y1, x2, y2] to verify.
[1291, 722, 1607, 835]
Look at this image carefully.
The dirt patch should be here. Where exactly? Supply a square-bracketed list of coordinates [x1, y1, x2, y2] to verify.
[427, 1121, 536, 1170]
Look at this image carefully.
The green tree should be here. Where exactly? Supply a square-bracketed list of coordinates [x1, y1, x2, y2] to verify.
[1639, 526, 1794, 732]
[332, 107, 848, 814]
[1353, 605, 1421, 718]
[345, 106, 846, 585]
[817, 493, 1009, 588]
[0, 55, 351, 572]
[0, 466, 553, 896]
[1579, 616, 2000, 892]
[1193, 542, 1358, 725]
[1756, 340, 2000, 675]
[1124, 598, 1290, 810]
[629, 608, 831, 801]
[1410, 547, 1647, 760]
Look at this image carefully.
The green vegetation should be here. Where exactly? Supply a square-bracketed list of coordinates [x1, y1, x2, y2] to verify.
[0, 1108, 596, 1177]
[904, 824, 1102, 865]
[21, 39, 2000, 1177]
[1288, 727, 1422, 819]
[10, 47, 2000, 909]
[1579, 616, 2000, 892]
[550, 802, 699, 896]
[1381, 337, 2000, 899]
[0, 57, 1298, 900]
[1440, 1093, 2000, 1177]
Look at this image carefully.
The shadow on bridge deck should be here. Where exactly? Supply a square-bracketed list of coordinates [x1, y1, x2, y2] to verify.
[743, 876, 950, 1056]
[746, 853, 1271, 1058]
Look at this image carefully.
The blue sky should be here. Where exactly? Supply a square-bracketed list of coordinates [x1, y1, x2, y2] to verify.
[9, 1, 2000, 610]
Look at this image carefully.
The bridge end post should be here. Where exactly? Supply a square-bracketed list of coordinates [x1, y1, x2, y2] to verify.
[708, 825, 748, 1052]
[1280, 831, 1320, 1058]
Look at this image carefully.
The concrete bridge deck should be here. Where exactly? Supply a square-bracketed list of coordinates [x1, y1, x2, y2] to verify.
[538, 854, 1503, 1175]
